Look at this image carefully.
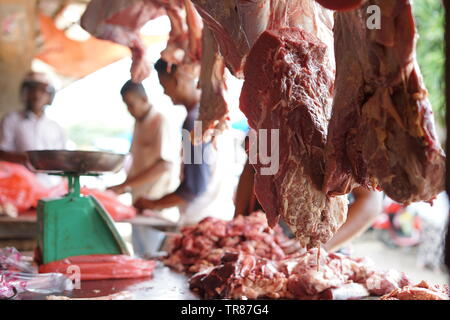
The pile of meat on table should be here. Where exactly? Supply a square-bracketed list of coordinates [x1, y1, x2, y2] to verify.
[164, 213, 413, 300]
[381, 281, 449, 300]
[163, 212, 301, 274]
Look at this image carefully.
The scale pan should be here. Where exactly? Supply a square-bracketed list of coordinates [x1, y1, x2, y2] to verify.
[27, 150, 126, 174]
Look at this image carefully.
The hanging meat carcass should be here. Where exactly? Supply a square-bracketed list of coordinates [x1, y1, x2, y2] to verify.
[81, 0, 230, 137]
[80, 0, 165, 82]
[80, 0, 203, 82]
[239, 0, 347, 249]
[323, 0, 445, 204]
[160, 0, 203, 67]
[190, 0, 346, 249]
[191, 0, 253, 78]
[196, 28, 228, 140]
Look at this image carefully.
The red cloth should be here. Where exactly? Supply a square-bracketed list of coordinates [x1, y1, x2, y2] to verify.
[39, 254, 156, 280]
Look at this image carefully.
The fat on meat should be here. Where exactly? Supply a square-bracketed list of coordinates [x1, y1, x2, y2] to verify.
[323, 0, 445, 204]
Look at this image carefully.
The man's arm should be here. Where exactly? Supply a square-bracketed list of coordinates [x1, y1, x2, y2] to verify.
[134, 193, 186, 211]
[109, 158, 172, 194]
[234, 161, 255, 217]
[324, 187, 383, 252]
[134, 142, 212, 211]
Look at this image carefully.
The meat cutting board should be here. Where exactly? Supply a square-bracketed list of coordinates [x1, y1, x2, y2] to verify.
[17, 263, 199, 300]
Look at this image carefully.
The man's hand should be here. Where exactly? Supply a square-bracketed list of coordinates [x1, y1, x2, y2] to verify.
[134, 193, 187, 213]
[134, 197, 158, 211]
[107, 184, 127, 195]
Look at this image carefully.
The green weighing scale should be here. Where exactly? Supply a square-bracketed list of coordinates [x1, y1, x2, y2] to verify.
[27, 150, 130, 264]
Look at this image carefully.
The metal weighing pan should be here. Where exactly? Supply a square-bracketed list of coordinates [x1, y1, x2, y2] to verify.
[27, 150, 126, 174]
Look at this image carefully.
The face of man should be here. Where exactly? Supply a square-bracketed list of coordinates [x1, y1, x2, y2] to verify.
[122, 91, 149, 120]
[158, 71, 201, 109]
[25, 83, 51, 114]
[158, 73, 181, 105]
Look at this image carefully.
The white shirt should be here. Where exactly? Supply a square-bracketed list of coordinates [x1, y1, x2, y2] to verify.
[0, 110, 66, 152]
[0, 110, 67, 187]
[128, 106, 180, 201]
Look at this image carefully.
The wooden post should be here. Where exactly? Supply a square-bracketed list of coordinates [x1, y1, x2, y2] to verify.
[0, 0, 36, 119]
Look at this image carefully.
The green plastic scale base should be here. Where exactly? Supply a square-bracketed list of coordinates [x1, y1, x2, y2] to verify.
[37, 173, 130, 264]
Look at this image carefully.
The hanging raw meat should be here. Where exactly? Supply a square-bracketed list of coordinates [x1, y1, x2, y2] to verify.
[191, 0, 252, 78]
[323, 0, 445, 204]
[239, 0, 347, 249]
[160, 0, 203, 66]
[80, 0, 165, 82]
[196, 27, 228, 139]
[80, 0, 203, 82]
[189, 0, 345, 248]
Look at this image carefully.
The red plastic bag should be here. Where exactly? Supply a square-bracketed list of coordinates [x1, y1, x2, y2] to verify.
[0, 162, 59, 212]
[39, 255, 156, 280]
[0, 162, 136, 221]
[80, 188, 136, 221]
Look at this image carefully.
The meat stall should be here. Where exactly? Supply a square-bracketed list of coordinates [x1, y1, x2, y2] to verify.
[0, 0, 449, 301]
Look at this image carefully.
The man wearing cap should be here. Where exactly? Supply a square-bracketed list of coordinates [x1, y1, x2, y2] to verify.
[0, 72, 67, 184]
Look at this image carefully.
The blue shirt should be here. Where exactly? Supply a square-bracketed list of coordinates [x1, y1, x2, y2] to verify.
[174, 107, 212, 203]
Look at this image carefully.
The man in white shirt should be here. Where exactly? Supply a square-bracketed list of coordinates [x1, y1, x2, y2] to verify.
[134, 59, 235, 226]
[0, 72, 67, 186]
[108, 80, 179, 208]
[108, 80, 181, 257]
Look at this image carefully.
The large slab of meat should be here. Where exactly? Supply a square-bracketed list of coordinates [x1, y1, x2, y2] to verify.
[240, 26, 347, 249]
[190, 248, 411, 300]
[191, 0, 346, 249]
[323, 0, 445, 204]
[163, 212, 302, 274]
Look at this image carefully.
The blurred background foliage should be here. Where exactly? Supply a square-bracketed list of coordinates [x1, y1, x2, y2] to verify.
[413, 1, 445, 127]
